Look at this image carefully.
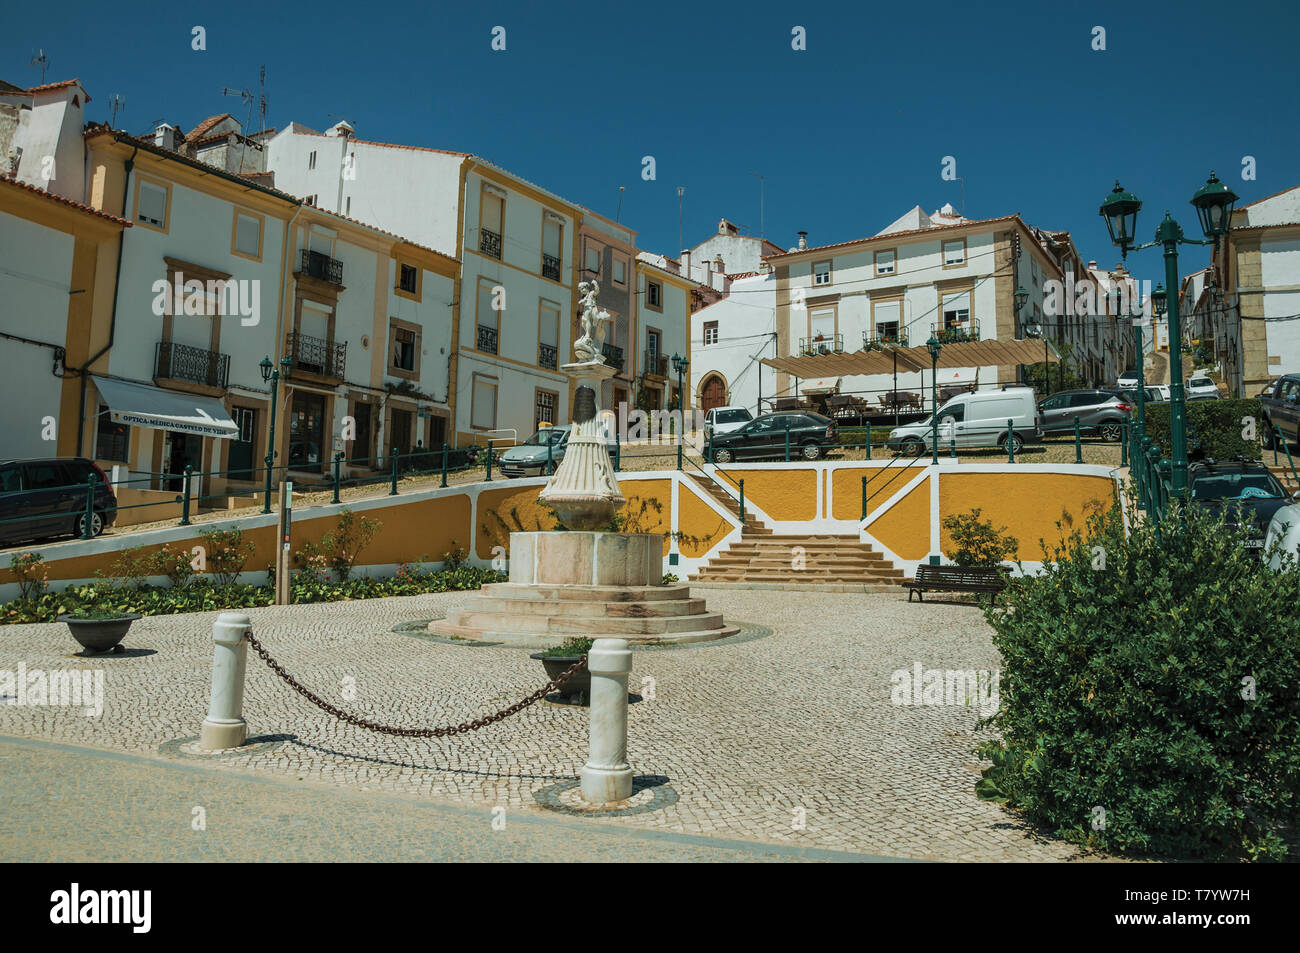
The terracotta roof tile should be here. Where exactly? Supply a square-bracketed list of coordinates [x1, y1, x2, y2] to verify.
[26, 78, 88, 100]
[186, 113, 233, 141]
[0, 174, 131, 226]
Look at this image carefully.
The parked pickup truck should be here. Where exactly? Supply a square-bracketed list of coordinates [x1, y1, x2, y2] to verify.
[1260, 374, 1300, 450]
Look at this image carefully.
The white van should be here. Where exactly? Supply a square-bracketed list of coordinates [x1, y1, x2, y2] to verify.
[886, 387, 1042, 455]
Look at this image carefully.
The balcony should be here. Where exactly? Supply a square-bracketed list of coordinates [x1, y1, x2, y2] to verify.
[541, 253, 561, 282]
[299, 248, 343, 285]
[643, 351, 668, 377]
[931, 320, 980, 344]
[863, 328, 909, 350]
[799, 333, 844, 357]
[480, 228, 502, 260]
[602, 343, 624, 372]
[538, 342, 557, 370]
[477, 325, 499, 355]
[155, 340, 230, 388]
[285, 331, 346, 379]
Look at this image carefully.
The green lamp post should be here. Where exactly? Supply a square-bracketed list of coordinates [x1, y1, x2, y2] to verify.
[671, 352, 689, 466]
[259, 354, 292, 514]
[926, 336, 942, 465]
[1098, 172, 1237, 499]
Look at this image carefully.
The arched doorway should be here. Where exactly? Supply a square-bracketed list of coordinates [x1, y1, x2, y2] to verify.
[699, 373, 727, 411]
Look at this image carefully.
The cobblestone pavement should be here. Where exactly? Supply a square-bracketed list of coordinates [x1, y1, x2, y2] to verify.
[0, 736, 893, 862]
[0, 590, 1095, 861]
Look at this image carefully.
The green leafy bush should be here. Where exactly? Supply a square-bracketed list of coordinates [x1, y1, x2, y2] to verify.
[539, 636, 594, 658]
[294, 508, 382, 582]
[0, 565, 507, 625]
[942, 508, 1018, 567]
[199, 526, 255, 586]
[978, 498, 1300, 860]
[9, 552, 47, 600]
[1141, 398, 1262, 461]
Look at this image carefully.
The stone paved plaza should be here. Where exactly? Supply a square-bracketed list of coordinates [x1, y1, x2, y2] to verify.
[0, 590, 1097, 862]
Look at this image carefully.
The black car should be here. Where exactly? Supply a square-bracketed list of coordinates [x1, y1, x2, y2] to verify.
[708, 412, 837, 463]
[0, 457, 118, 546]
[1187, 460, 1291, 555]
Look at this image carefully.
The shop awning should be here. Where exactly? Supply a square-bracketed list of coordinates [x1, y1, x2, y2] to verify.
[92, 376, 238, 439]
[799, 377, 842, 395]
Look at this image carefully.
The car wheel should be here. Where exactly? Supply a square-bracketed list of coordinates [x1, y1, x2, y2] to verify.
[713, 448, 734, 464]
[1098, 421, 1122, 442]
[74, 511, 104, 539]
[901, 437, 925, 457]
[801, 442, 823, 461]
[999, 433, 1024, 454]
[1263, 419, 1279, 450]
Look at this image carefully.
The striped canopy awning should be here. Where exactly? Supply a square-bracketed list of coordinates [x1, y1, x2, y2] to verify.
[760, 339, 1058, 377]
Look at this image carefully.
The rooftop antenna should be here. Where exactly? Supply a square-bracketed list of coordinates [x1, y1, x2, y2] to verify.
[748, 172, 765, 239]
[108, 93, 125, 127]
[615, 185, 625, 223]
[676, 186, 685, 254]
[221, 81, 256, 139]
[30, 49, 48, 85]
[257, 65, 267, 135]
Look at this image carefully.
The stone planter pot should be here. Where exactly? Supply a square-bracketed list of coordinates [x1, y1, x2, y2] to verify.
[58, 613, 141, 654]
[531, 654, 591, 699]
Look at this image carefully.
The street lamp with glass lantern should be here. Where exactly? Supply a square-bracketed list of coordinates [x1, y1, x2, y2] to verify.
[926, 336, 942, 465]
[1098, 172, 1237, 498]
[259, 354, 292, 514]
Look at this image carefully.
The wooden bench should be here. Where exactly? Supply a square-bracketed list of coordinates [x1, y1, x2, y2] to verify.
[904, 564, 1007, 601]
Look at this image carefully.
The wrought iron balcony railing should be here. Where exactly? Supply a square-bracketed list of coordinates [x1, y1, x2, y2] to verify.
[541, 253, 561, 281]
[799, 333, 844, 356]
[285, 331, 346, 378]
[480, 228, 502, 260]
[931, 320, 980, 344]
[538, 342, 557, 370]
[643, 351, 668, 377]
[299, 248, 343, 285]
[602, 343, 624, 372]
[155, 340, 230, 388]
[477, 325, 499, 355]
[863, 329, 909, 350]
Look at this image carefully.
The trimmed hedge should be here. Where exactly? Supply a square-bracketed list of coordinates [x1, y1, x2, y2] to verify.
[0, 564, 506, 625]
[977, 500, 1300, 860]
[1140, 398, 1262, 461]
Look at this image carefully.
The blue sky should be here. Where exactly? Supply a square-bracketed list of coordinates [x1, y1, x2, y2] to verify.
[5, 0, 1298, 287]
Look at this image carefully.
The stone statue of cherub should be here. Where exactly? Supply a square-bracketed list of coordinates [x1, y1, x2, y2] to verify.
[574, 280, 611, 364]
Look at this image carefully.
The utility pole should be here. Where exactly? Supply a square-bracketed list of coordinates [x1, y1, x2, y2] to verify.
[676, 187, 685, 254]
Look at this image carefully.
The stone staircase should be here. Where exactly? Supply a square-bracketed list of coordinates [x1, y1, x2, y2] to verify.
[685, 471, 773, 536]
[692, 533, 905, 589]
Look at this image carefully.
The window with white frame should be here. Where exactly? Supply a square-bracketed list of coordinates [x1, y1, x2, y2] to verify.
[872, 299, 902, 342]
[942, 239, 966, 266]
[875, 249, 896, 276]
[646, 280, 662, 310]
[703, 320, 719, 346]
[585, 244, 601, 275]
[942, 291, 971, 329]
[812, 261, 831, 286]
[613, 258, 626, 285]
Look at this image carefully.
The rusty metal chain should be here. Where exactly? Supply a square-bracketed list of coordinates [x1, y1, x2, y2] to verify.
[243, 630, 588, 738]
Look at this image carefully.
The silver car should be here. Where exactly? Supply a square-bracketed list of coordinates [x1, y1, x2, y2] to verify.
[1037, 389, 1132, 441]
[498, 426, 571, 478]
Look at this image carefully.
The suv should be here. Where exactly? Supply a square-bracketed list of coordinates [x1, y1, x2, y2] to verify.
[0, 457, 118, 546]
[1188, 460, 1291, 556]
[1186, 374, 1220, 399]
[709, 412, 836, 462]
[1259, 374, 1300, 450]
[1037, 390, 1131, 441]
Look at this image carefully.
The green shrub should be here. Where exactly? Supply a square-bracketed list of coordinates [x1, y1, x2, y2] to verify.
[977, 498, 1300, 860]
[294, 508, 382, 582]
[149, 544, 196, 588]
[942, 508, 1018, 567]
[199, 526, 255, 586]
[9, 552, 47, 601]
[1141, 398, 1262, 461]
[539, 636, 594, 658]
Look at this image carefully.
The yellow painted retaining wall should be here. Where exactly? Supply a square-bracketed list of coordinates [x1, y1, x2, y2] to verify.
[718, 468, 818, 522]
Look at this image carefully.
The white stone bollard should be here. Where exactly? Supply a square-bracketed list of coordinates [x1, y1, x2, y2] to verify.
[579, 637, 634, 805]
[198, 612, 251, 751]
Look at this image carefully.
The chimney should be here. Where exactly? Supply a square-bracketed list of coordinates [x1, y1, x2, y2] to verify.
[703, 256, 713, 286]
[326, 119, 354, 138]
[759, 261, 771, 274]
[680, 249, 691, 281]
[797, 231, 808, 251]
[1088, 260, 1098, 269]
[153, 122, 179, 151]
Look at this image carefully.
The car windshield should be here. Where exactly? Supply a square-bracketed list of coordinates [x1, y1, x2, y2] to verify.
[1191, 472, 1285, 501]
[523, 429, 566, 446]
[714, 410, 751, 424]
